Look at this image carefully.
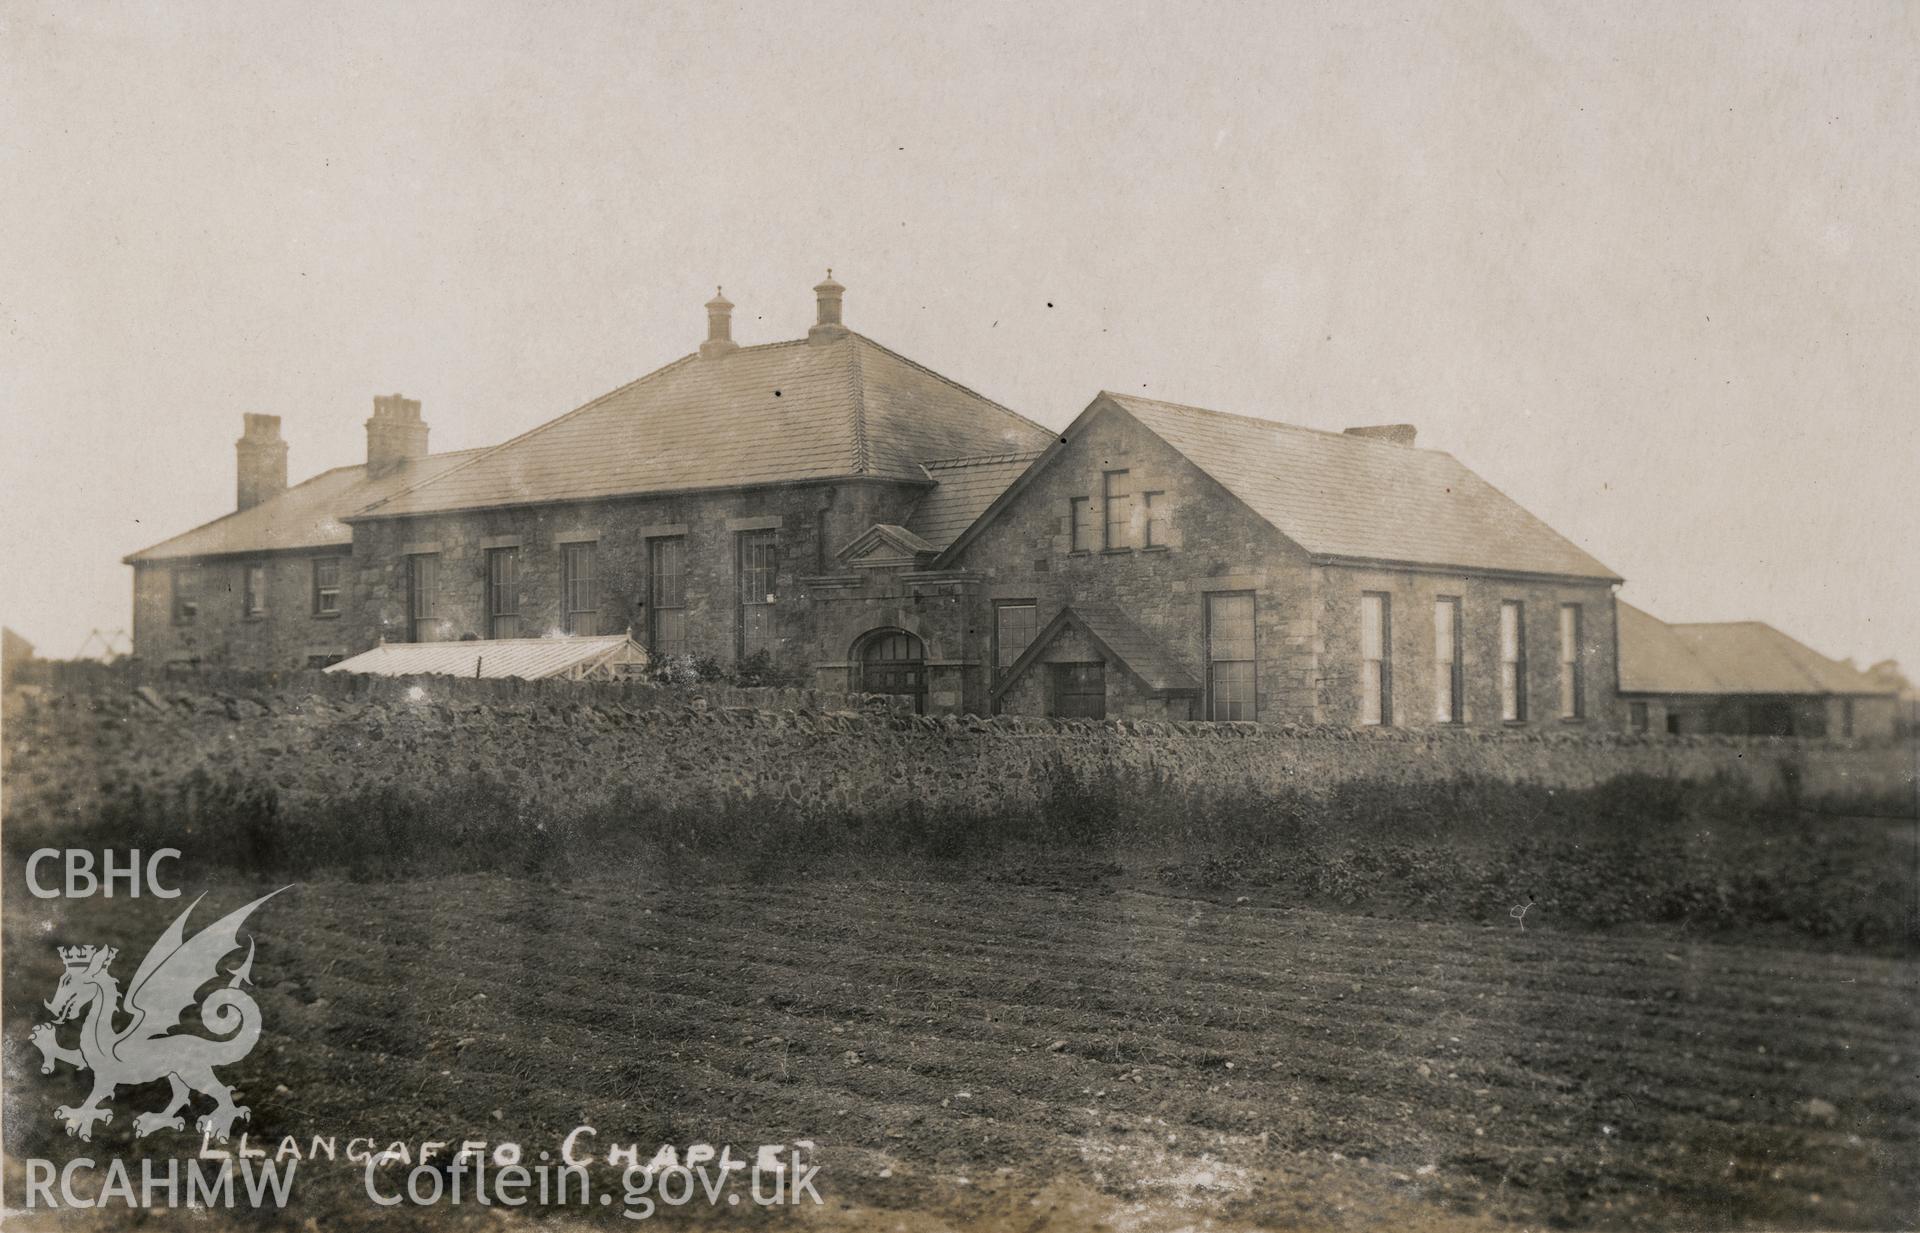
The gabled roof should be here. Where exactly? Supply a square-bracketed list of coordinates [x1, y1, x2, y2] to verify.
[353, 333, 1050, 520]
[1618, 601, 1893, 696]
[907, 451, 1045, 550]
[325, 634, 645, 681]
[993, 604, 1200, 706]
[939, 393, 1619, 581]
[1108, 394, 1618, 580]
[123, 450, 483, 564]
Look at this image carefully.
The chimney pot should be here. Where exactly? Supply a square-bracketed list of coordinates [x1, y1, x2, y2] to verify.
[366, 394, 429, 474]
[1343, 423, 1417, 447]
[700, 286, 738, 358]
[235, 414, 288, 511]
[809, 269, 847, 342]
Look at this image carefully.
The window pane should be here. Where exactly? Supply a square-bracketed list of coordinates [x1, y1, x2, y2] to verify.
[1500, 601, 1525, 721]
[563, 543, 597, 635]
[1070, 497, 1092, 552]
[737, 530, 777, 659]
[1360, 594, 1383, 658]
[1210, 660, 1255, 721]
[995, 603, 1036, 670]
[1361, 660, 1383, 726]
[649, 538, 686, 655]
[1103, 470, 1131, 549]
[1142, 491, 1163, 546]
[1558, 604, 1581, 718]
[487, 548, 519, 638]
[408, 555, 438, 642]
[1207, 593, 1255, 661]
[1433, 599, 1458, 722]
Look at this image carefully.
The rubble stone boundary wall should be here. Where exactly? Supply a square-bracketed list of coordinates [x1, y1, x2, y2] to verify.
[6, 663, 1914, 823]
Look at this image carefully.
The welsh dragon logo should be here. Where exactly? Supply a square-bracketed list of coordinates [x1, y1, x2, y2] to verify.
[29, 889, 285, 1143]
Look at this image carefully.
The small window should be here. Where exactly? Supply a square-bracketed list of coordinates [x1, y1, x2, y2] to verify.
[1500, 601, 1528, 722]
[312, 558, 342, 616]
[1841, 697, 1854, 739]
[407, 554, 439, 643]
[1433, 597, 1462, 723]
[486, 547, 520, 639]
[1558, 603, 1584, 719]
[1205, 591, 1257, 721]
[993, 601, 1037, 678]
[1666, 712, 1682, 736]
[1630, 701, 1649, 733]
[1102, 470, 1132, 549]
[1361, 592, 1391, 726]
[562, 542, 598, 636]
[1069, 497, 1093, 553]
[736, 529, 778, 660]
[1142, 490, 1165, 547]
[648, 537, 687, 658]
[1051, 662, 1106, 719]
[171, 566, 200, 624]
[242, 563, 267, 617]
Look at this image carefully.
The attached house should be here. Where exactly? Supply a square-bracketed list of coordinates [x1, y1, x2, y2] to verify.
[1616, 602, 1899, 738]
[125, 275, 1626, 728]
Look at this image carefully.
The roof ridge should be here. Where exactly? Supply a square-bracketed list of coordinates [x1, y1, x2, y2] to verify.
[853, 332, 1052, 438]
[847, 334, 871, 475]
[351, 352, 702, 520]
[1102, 389, 1444, 452]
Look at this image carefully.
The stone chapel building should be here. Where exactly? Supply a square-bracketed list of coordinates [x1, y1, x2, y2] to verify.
[127, 275, 1624, 728]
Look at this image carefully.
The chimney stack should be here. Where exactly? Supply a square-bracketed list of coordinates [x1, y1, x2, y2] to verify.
[809, 270, 847, 342]
[1343, 424, 1418, 448]
[235, 414, 288, 511]
[700, 287, 738, 358]
[366, 394, 429, 474]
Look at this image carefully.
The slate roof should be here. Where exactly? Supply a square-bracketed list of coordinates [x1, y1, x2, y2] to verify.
[355, 333, 1051, 519]
[1070, 603, 1200, 694]
[907, 451, 1046, 550]
[124, 451, 483, 563]
[1100, 393, 1619, 581]
[994, 603, 1200, 703]
[325, 634, 644, 680]
[1618, 601, 1892, 696]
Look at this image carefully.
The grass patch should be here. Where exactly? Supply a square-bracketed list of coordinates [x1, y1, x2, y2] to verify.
[6, 758, 1913, 951]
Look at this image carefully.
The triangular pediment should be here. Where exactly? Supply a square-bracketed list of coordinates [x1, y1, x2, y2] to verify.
[837, 523, 939, 568]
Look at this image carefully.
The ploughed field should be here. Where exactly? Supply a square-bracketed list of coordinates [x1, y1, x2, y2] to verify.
[5, 871, 1916, 1230]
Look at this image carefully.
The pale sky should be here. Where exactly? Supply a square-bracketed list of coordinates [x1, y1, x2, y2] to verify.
[4, 1, 1915, 673]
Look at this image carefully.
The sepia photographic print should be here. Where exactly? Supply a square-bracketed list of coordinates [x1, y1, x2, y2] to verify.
[3, 3, 1917, 1229]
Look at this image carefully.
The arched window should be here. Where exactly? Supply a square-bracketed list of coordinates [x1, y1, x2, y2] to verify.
[859, 629, 926, 713]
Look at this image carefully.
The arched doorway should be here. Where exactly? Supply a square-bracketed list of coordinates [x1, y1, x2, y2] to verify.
[858, 629, 926, 713]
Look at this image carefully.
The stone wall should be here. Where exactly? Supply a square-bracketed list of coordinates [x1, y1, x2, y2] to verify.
[7, 665, 1911, 833]
[131, 552, 357, 671]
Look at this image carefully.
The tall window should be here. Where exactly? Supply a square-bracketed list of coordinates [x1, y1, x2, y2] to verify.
[736, 529, 777, 660]
[1630, 701, 1649, 733]
[561, 542, 598, 635]
[1361, 592, 1391, 726]
[1142, 490, 1165, 547]
[1069, 497, 1093, 553]
[171, 565, 200, 624]
[1500, 600, 1527, 721]
[1842, 698, 1855, 738]
[647, 537, 686, 658]
[1558, 603, 1584, 719]
[993, 601, 1037, 678]
[312, 558, 341, 616]
[243, 564, 267, 617]
[1102, 469, 1132, 549]
[407, 554, 438, 643]
[1433, 597, 1462, 723]
[486, 548, 520, 638]
[1205, 591, 1257, 721]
